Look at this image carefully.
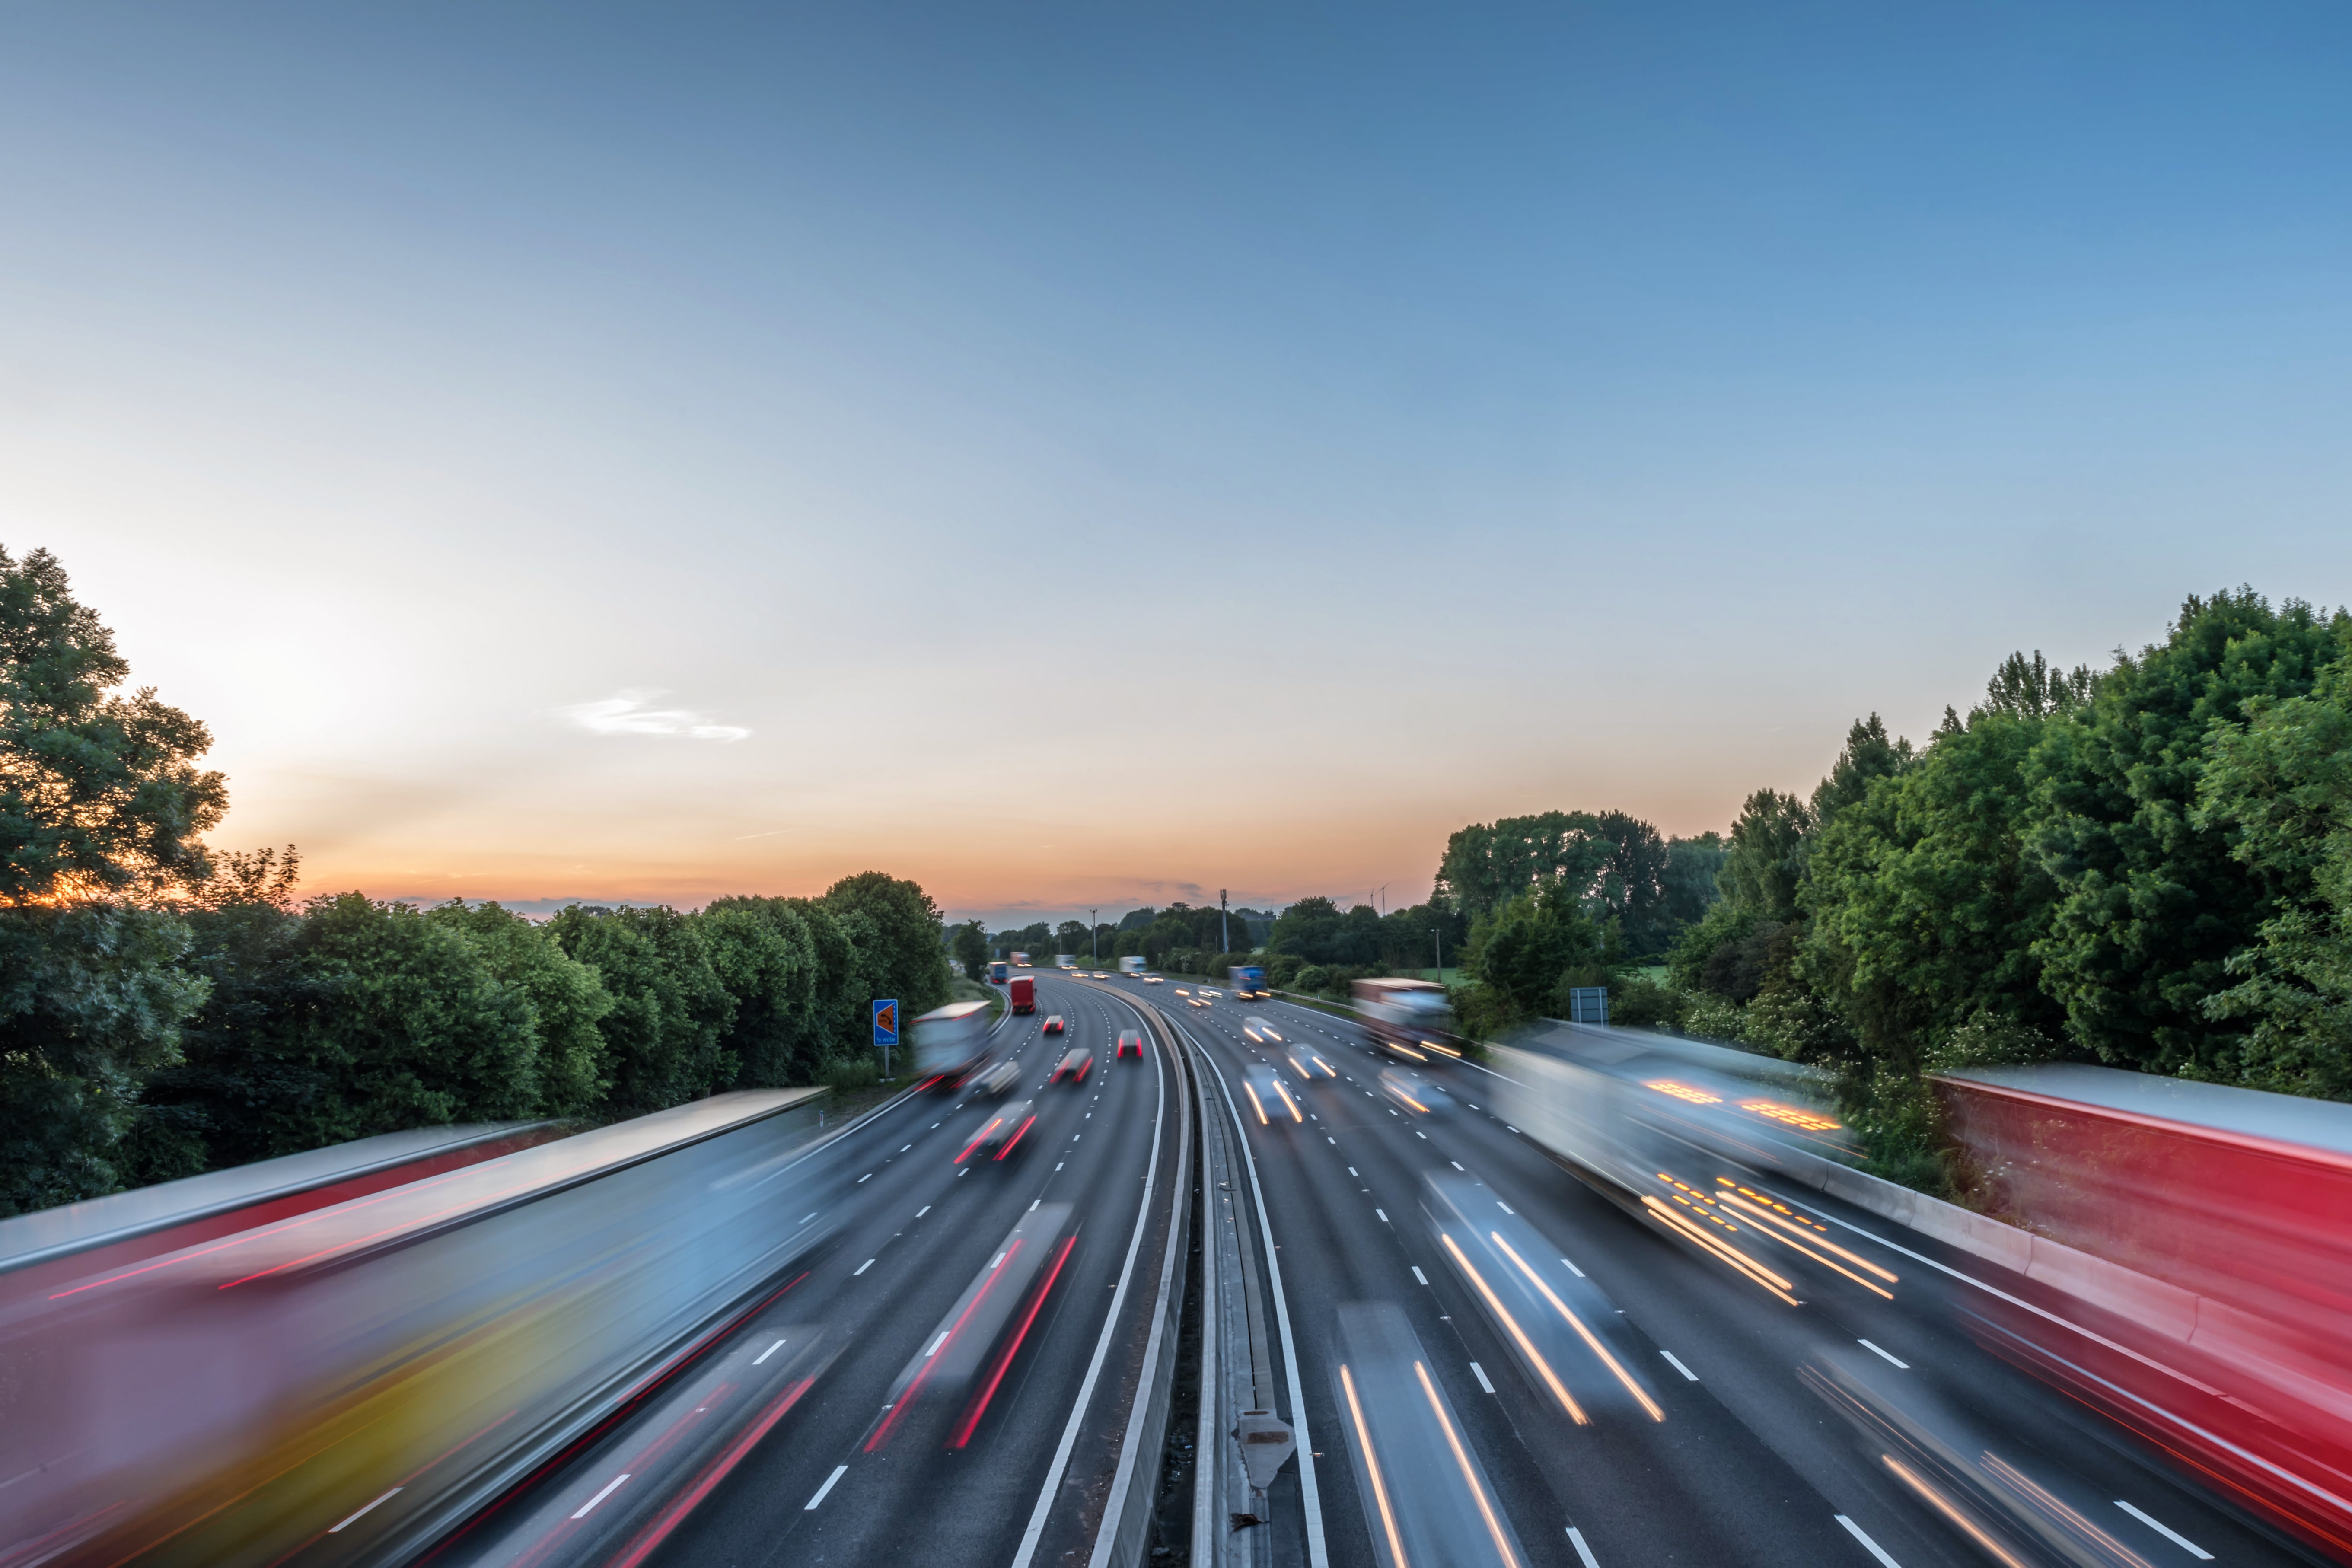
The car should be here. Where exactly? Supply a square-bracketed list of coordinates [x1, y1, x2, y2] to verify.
[963, 1099, 1038, 1162]
[1242, 1015, 1282, 1043]
[1116, 1029, 1146, 1059]
[1144, 975, 1163, 985]
[968, 1059, 1021, 1098]
[1241, 1066, 1303, 1125]
[1379, 1066, 1452, 1117]
[1093, 972, 1110, 979]
[1200, 988, 1222, 998]
[1288, 1047, 1338, 1080]
[1042, 1014, 1065, 1036]
[1050, 1048, 1093, 1084]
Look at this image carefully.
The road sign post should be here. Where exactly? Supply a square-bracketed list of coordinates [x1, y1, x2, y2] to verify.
[872, 998, 899, 1076]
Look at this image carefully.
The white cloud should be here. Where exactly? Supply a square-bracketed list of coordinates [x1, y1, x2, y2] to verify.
[557, 688, 750, 743]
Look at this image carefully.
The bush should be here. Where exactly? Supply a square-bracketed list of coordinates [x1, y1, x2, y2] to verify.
[819, 1055, 881, 1093]
[1609, 977, 1688, 1031]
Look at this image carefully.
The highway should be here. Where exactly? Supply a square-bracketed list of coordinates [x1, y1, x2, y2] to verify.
[1164, 987, 2318, 1568]
[435, 969, 1184, 1568]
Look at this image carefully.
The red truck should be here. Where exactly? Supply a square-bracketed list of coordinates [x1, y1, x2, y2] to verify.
[1008, 974, 1036, 1015]
[1938, 1064, 2352, 1559]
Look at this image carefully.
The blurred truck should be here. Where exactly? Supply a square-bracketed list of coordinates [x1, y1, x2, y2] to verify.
[988, 960, 1009, 985]
[1010, 951, 1031, 967]
[1351, 976, 1456, 1061]
[1119, 956, 1147, 977]
[1228, 963, 1267, 999]
[914, 998, 996, 1087]
[1007, 974, 1036, 1014]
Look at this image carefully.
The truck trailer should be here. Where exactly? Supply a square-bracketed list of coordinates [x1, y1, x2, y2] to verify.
[912, 998, 996, 1087]
[1118, 956, 1147, 977]
[1007, 975, 1036, 1014]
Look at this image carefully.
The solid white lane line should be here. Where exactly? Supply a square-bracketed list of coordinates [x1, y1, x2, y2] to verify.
[2114, 1501, 2213, 1559]
[1469, 1361, 1496, 1394]
[805, 1464, 848, 1510]
[1412, 1267, 1428, 1285]
[1660, 1351, 1698, 1382]
[1858, 1339, 1909, 1370]
[1836, 1514, 1903, 1567]
[754, 1338, 787, 1365]
[571, 1473, 631, 1519]
[853, 1259, 874, 1275]
[1567, 1525, 1601, 1568]
[329, 1487, 403, 1533]
[1560, 1256, 1584, 1278]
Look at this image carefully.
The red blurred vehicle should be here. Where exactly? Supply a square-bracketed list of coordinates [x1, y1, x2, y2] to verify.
[1938, 1064, 2352, 1560]
[1116, 1029, 1144, 1059]
[1050, 1049, 1092, 1084]
[1042, 1013, 1064, 1035]
[1008, 975, 1035, 1015]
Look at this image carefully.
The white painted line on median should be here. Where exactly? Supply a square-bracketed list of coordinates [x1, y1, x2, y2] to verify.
[754, 1338, 787, 1365]
[1836, 1514, 1902, 1567]
[1469, 1361, 1496, 1393]
[1327, 1136, 1337, 1144]
[1859, 1339, 1909, 1370]
[805, 1464, 848, 1510]
[1560, 1256, 1584, 1278]
[1567, 1526, 1601, 1568]
[916, 1205, 931, 1217]
[900, 1144, 911, 1153]
[857, 1173, 872, 1183]
[853, 1259, 874, 1275]
[2114, 1501, 2212, 1559]
[925, 1330, 951, 1358]
[571, 1473, 631, 1519]
[330, 1487, 403, 1533]
[1660, 1351, 1698, 1382]
[1450, 1161, 1464, 1172]
[1348, 1166, 1359, 1176]
[1376, 1208, 1390, 1223]
[1496, 1201, 1514, 1215]
[1412, 1267, 1428, 1285]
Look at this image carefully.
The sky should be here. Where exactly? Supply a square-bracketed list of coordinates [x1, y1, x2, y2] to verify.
[4, 2, 2349, 929]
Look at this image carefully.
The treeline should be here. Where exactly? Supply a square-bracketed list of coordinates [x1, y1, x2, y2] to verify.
[953, 903, 1276, 975]
[1460, 589, 2352, 1191]
[0, 547, 950, 1217]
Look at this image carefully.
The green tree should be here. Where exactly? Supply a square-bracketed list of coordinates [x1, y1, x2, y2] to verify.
[424, 901, 612, 1114]
[2, 546, 227, 904]
[548, 904, 737, 1115]
[0, 905, 208, 1214]
[951, 917, 990, 981]
[1460, 884, 1606, 1035]
[1435, 811, 1608, 918]
[700, 896, 822, 1087]
[2028, 590, 2350, 1075]
[1660, 834, 1727, 928]
[1719, 789, 1812, 921]
[821, 871, 950, 1023]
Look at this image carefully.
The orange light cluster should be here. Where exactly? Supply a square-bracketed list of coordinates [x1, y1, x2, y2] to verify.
[1738, 1099, 1840, 1132]
[1644, 1079, 1723, 1105]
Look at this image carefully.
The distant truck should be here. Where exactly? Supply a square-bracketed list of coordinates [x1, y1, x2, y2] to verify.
[988, 961, 1010, 985]
[1056, 955, 1077, 969]
[913, 998, 996, 1087]
[1010, 951, 1032, 967]
[1350, 977, 1456, 1061]
[1008, 975, 1036, 1015]
[1228, 964, 1267, 999]
[1118, 956, 1148, 977]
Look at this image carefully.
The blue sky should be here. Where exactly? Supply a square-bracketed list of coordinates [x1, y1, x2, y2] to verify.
[3, 2, 2348, 926]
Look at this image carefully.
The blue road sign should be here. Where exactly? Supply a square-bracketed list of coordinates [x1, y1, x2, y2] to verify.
[872, 998, 899, 1046]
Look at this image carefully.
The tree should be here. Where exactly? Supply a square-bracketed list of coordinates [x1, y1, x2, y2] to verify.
[1460, 884, 1606, 1033]
[951, 917, 989, 980]
[1660, 834, 1726, 928]
[548, 905, 736, 1116]
[1719, 790, 1812, 921]
[1590, 811, 1676, 956]
[2194, 657, 2352, 1097]
[1053, 919, 1088, 956]
[1435, 811, 1609, 917]
[2028, 590, 2350, 1076]
[0, 905, 208, 1214]
[700, 896, 823, 1087]
[1, 546, 227, 904]
[821, 872, 950, 1022]
[423, 901, 612, 1113]
[1810, 714, 1915, 825]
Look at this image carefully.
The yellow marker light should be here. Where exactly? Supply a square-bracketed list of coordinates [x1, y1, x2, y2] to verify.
[1244, 1082, 1269, 1125]
[1415, 1360, 1523, 1568]
[1438, 1232, 1587, 1424]
[1738, 1099, 1841, 1133]
[1340, 1364, 1409, 1568]
[1643, 1079, 1723, 1105]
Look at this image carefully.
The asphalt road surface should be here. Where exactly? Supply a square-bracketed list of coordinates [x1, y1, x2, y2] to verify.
[435, 970, 1182, 1568]
[1166, 987, 2317, 1568]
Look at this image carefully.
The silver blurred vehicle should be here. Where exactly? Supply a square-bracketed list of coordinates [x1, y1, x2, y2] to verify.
[968, 1059, 1022, 1099]
[1380, 1066, 1452, 1116]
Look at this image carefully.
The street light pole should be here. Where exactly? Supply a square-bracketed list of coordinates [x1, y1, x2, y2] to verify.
[1433, 928, 1443, 982]
[1089, 908, 1099, 963]
[1220, 889, 1229, 955]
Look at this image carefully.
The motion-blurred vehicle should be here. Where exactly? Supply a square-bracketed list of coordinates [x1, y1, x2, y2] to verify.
[1050, 1049, 1093, 1084]
[1116, 1029, 1146, 1059]
[1229, 964, 1267, 998]
[1010, 951, 1031, 967]
[1056, 955, 1077, 968]
[1240, 1066, 1303, 1125]
[988, 960, 1010, 985]
[1288, 1046, 1338, 1080]
[968, 1059, 1022, 1098]
[1352, 976, 1456, 1061]
[914, 998, 995, 1088]
[969, 1100, 1037, 1161]
[1093, 971, 1110, 979]
[1143, 975, 1163, 984]
[1119, 956, 1147, 976]
[1008, 974, 1036, 1015]
[1379, 1065, 1451, 1116]
[1041, 1013, 1065, 1035]
[1242, 1015, 1282, 1043]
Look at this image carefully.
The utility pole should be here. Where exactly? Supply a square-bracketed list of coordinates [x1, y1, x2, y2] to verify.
[1220, 889, 1229, 954]
[1089, 907, 1099, 963]
[1433, 927, 1443, 981]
